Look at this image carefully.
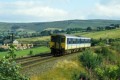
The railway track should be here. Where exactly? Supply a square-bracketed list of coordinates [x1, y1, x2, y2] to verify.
[17, 49, 85, 70]
[20, 52, 82, 77]
[16, 53, 54, 69]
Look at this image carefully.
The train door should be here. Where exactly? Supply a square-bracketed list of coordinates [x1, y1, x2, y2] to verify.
[55, 36, 61, 49]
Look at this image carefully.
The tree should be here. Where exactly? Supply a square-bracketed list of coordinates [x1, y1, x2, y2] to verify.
[0, 45, 29, 80]
[86, 27, 92, 32]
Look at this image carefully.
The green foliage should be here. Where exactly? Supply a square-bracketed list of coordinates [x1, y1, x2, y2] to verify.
[95, 67, 105, 79]
[95, 65, 120, 80]
[79, 49, 102, 69]
[111, 41, 120, 53]
[8, 44, 16, 59]
[91, 39, 106, 46]
[29, 50, 33, 56]
[0, 47, 8, 52]
[96, 46, 111, 56]
[0, 45, 29, 80]
[78, 72, 90, 80]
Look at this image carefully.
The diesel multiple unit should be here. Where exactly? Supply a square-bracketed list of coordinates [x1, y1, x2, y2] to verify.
[50, 34, 91, 56]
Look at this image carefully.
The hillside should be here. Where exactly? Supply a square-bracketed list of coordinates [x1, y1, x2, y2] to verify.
[0, 20, 120, 32]
[75, 28, 120, 39]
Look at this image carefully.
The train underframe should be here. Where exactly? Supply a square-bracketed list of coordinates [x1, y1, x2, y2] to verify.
[51, 47, 87, 56]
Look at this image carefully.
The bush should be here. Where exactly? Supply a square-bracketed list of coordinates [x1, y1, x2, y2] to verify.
[91, 38, 106, 46]
[111, 41, 120, 53]
[78, 72, 90, 80]
[95, 65, 120, 80]
[29, 50, 33, 56]
[79, 49, 102, 69]
[0, 45, 29, 80]
[95, 46, 111, 56]
[0, 48, 8, 52]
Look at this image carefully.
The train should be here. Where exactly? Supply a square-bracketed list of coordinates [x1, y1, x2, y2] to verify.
[49, 34, 91, 56]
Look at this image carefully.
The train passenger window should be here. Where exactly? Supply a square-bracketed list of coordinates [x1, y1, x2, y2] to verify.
[81, 39, 83, 43]
[87, 39, 89, 43]
[79, 39, 81, 43]
[67, 38, 72, 44]
[84, 39, 86, 43]
[89, 39, 91, 43]
[76, 39, 78, 43]
[73, 39, 76, 44]
[70, 38, 73, 44]
[67, 38, 69, 44]
[86, 40, 87, 43]
[83, 39, 85, 43]
[88, 39, 91, 43]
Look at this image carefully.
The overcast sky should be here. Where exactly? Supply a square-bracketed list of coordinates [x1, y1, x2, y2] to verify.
[0, 0, 120, 22]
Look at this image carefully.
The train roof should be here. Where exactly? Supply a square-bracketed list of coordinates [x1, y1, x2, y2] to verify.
[51, 34, 91, 39]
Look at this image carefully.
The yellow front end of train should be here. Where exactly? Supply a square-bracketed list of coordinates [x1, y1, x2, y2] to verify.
[50, 34, 66, 56]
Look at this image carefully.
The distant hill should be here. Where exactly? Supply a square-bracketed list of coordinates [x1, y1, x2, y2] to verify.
[0, 19, 120, 32]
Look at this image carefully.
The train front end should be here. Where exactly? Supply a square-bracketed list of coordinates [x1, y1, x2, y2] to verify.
[49, 34, 65, 56]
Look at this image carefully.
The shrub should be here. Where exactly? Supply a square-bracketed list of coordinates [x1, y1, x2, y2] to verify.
[0, 45, 29, 80]
[95, 65, 119, 80]
[79, 49, 102, 69]
[111, 41, 120, 53]
[95, 46, 111, 56]
[0, 48, 8, 52]
[29, 50, 33, 56]
[78, 72, 90, 80]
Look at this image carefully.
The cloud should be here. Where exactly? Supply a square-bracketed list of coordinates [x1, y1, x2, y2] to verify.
[91, 0, 120, 19]
[0, 1, 68, 22]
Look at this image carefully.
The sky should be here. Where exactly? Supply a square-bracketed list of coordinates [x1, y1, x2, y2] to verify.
[0, 0, 120, 22]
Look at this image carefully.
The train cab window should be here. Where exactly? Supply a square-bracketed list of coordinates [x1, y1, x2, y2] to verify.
[51, 36, 56, 42]
[61, 37, 65, 42]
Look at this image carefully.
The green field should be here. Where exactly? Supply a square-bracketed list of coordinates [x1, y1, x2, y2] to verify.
[0, 46, 50, 59]
[17, 36, 50, 43]
[75, 29, 120, 39]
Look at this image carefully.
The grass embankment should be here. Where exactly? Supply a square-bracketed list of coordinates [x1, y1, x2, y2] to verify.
[0, 46, 50, 59]
[17, 36, 50, 43]
[31, 58, 87, 80]
[75, 29, 120, 39]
